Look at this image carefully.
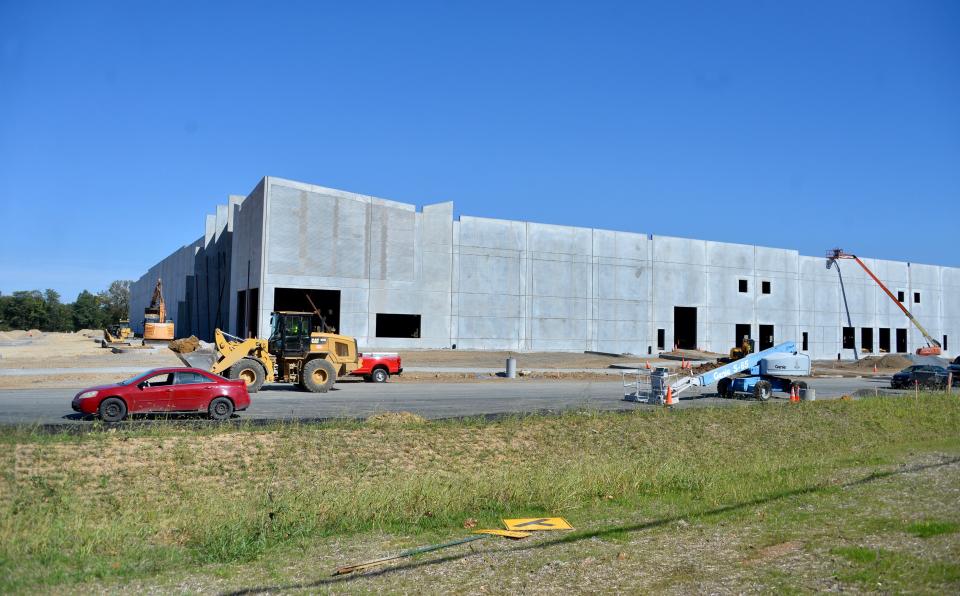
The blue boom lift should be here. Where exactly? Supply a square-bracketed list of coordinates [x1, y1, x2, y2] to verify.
[625, 341, 811, 405]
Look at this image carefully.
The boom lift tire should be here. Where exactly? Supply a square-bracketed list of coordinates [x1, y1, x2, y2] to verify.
[229, 357, 266, 393]
[717, 378, 732, 398]
[753, 380, 772, 401]
[302, 358, 336, 393]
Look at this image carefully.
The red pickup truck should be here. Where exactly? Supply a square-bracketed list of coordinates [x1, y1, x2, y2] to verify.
[351, 352, 403, 382]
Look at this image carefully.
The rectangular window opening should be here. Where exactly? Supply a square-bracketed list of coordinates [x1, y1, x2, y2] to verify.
[802, 331, 808, 351]
[738, 279, 748, 293]
[842, 327, 855, 350]
[879, 328, 891, 353]
[897, 291, 904, 302]
[657, 329, 665, 351]
[943, 335, 947, 351]
[861, 328, 873, 353]
[913, 292, 920, 303]
[376, 313, 421, 338]
[761, 281, 771, 294]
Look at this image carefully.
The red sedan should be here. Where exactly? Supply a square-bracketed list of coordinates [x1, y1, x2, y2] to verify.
[71, 367, 251, 422]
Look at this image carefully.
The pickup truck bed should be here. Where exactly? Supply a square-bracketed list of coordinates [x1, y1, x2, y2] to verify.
[352, 352, 403, 382]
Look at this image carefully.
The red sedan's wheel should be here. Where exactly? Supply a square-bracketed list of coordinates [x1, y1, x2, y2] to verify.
[99, 398, 127, 423]
[208, 397, 234, 421]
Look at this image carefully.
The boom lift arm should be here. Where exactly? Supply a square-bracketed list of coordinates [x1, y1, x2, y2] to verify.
[626, 342, 808, 404]
[827, 248, 941, 356]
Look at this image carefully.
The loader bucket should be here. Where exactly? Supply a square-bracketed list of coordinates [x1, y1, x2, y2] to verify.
[176, 349, 216, 371]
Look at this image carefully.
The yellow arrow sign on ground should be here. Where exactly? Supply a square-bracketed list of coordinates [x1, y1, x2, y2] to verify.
[502, 517, 574, 531]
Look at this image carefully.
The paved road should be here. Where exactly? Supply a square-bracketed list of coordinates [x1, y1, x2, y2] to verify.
[0, 376, 899, 426]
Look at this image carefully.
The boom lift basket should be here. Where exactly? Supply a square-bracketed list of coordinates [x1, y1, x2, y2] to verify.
[623, 367, 676, 405]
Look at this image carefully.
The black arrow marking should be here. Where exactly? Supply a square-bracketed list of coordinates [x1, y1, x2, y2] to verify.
[514, 518, 555, 528]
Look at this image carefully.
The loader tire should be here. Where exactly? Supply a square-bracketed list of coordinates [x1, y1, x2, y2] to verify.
[302, 358, 336, 393]
[229, 357, 265, 393]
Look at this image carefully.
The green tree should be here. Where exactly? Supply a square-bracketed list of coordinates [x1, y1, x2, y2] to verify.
[73, 290, 106, 330]
[98, 280, 131, 323]
[3, 291, 46, 330]
[43, 289, 74, 332]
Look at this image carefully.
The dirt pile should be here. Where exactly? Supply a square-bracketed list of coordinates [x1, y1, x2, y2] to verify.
[689, 360, 721, 375]
[846, 354, 912, 370]
[168, 336, 201, 354]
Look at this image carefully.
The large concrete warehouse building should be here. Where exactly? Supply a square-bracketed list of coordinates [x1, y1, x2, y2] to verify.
[131, 176, 958, 360]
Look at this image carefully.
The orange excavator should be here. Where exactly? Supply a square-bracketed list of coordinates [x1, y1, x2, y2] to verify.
[827, 249, 942, 356]
[143, 278, 175, 341]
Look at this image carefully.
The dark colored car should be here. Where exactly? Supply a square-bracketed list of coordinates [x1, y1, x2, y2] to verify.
[948, 357, 960, 383]
[890, 365, 951, 389]
[72, 367, 251, 422]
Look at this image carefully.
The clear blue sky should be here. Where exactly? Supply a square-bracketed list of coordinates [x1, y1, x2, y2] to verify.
[1, 1, 957, 300]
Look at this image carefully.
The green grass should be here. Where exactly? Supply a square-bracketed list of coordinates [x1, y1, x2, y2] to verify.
[1, 393, 959, 592]
[832, 546, 960, 589]
[906, 520, 960, 538]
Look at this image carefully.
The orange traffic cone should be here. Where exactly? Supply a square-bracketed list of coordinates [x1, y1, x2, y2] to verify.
[791, 386, 800, 403]
[665, 386, 674, 406]
[645, 361, 651, 370]
[873, 365, 878, 374]
[681, 358, 686, 369]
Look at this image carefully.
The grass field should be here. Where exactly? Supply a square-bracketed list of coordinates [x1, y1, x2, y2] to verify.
[2, 394, 959, 593]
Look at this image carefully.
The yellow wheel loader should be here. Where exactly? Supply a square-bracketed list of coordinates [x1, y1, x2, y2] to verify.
[172, 311, 362, 393]
[102, 319, 135, 347]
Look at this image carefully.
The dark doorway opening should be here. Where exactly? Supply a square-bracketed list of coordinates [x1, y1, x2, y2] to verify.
[376, 313, 421, 338]
[235, 288, 259, 338]
[673, 307, 697, 350]
[735, 324, 751, 347]
[842, 327, 855, 350]
[896, 328, 907, 353]
[657, 329, 665, 350]
[759, 324, 775, 350]
[861, 328, 873, 353]
[236, 291, 245, 337]
[802, 331, 808, 351]
[273, 288, 341, 333]
[879, 328, 891, 353]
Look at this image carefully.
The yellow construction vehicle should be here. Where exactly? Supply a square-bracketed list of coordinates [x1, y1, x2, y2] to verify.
[716, 336, 755, 363]
[143, 279, 174, 341]
[102, 319, 135, 347]
[173, 311, 362, 393]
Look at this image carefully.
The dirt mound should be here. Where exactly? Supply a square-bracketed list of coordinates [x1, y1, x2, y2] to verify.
[689, 361, 721, 375]
[366, 411, 428, 427]
[847, 354, 912, 370]
[168, 336, 201, 354]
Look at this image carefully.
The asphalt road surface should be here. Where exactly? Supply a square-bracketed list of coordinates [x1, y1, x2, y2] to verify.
[0, 376, 902, 427]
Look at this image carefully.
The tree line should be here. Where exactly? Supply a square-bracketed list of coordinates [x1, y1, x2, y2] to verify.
[0, 281, 132, 332]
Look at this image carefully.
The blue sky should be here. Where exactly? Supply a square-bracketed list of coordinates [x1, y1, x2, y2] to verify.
[1, 1, 957, 300]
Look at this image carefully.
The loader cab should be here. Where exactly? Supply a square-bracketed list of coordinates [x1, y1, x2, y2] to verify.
[268, 312, 313, 358]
